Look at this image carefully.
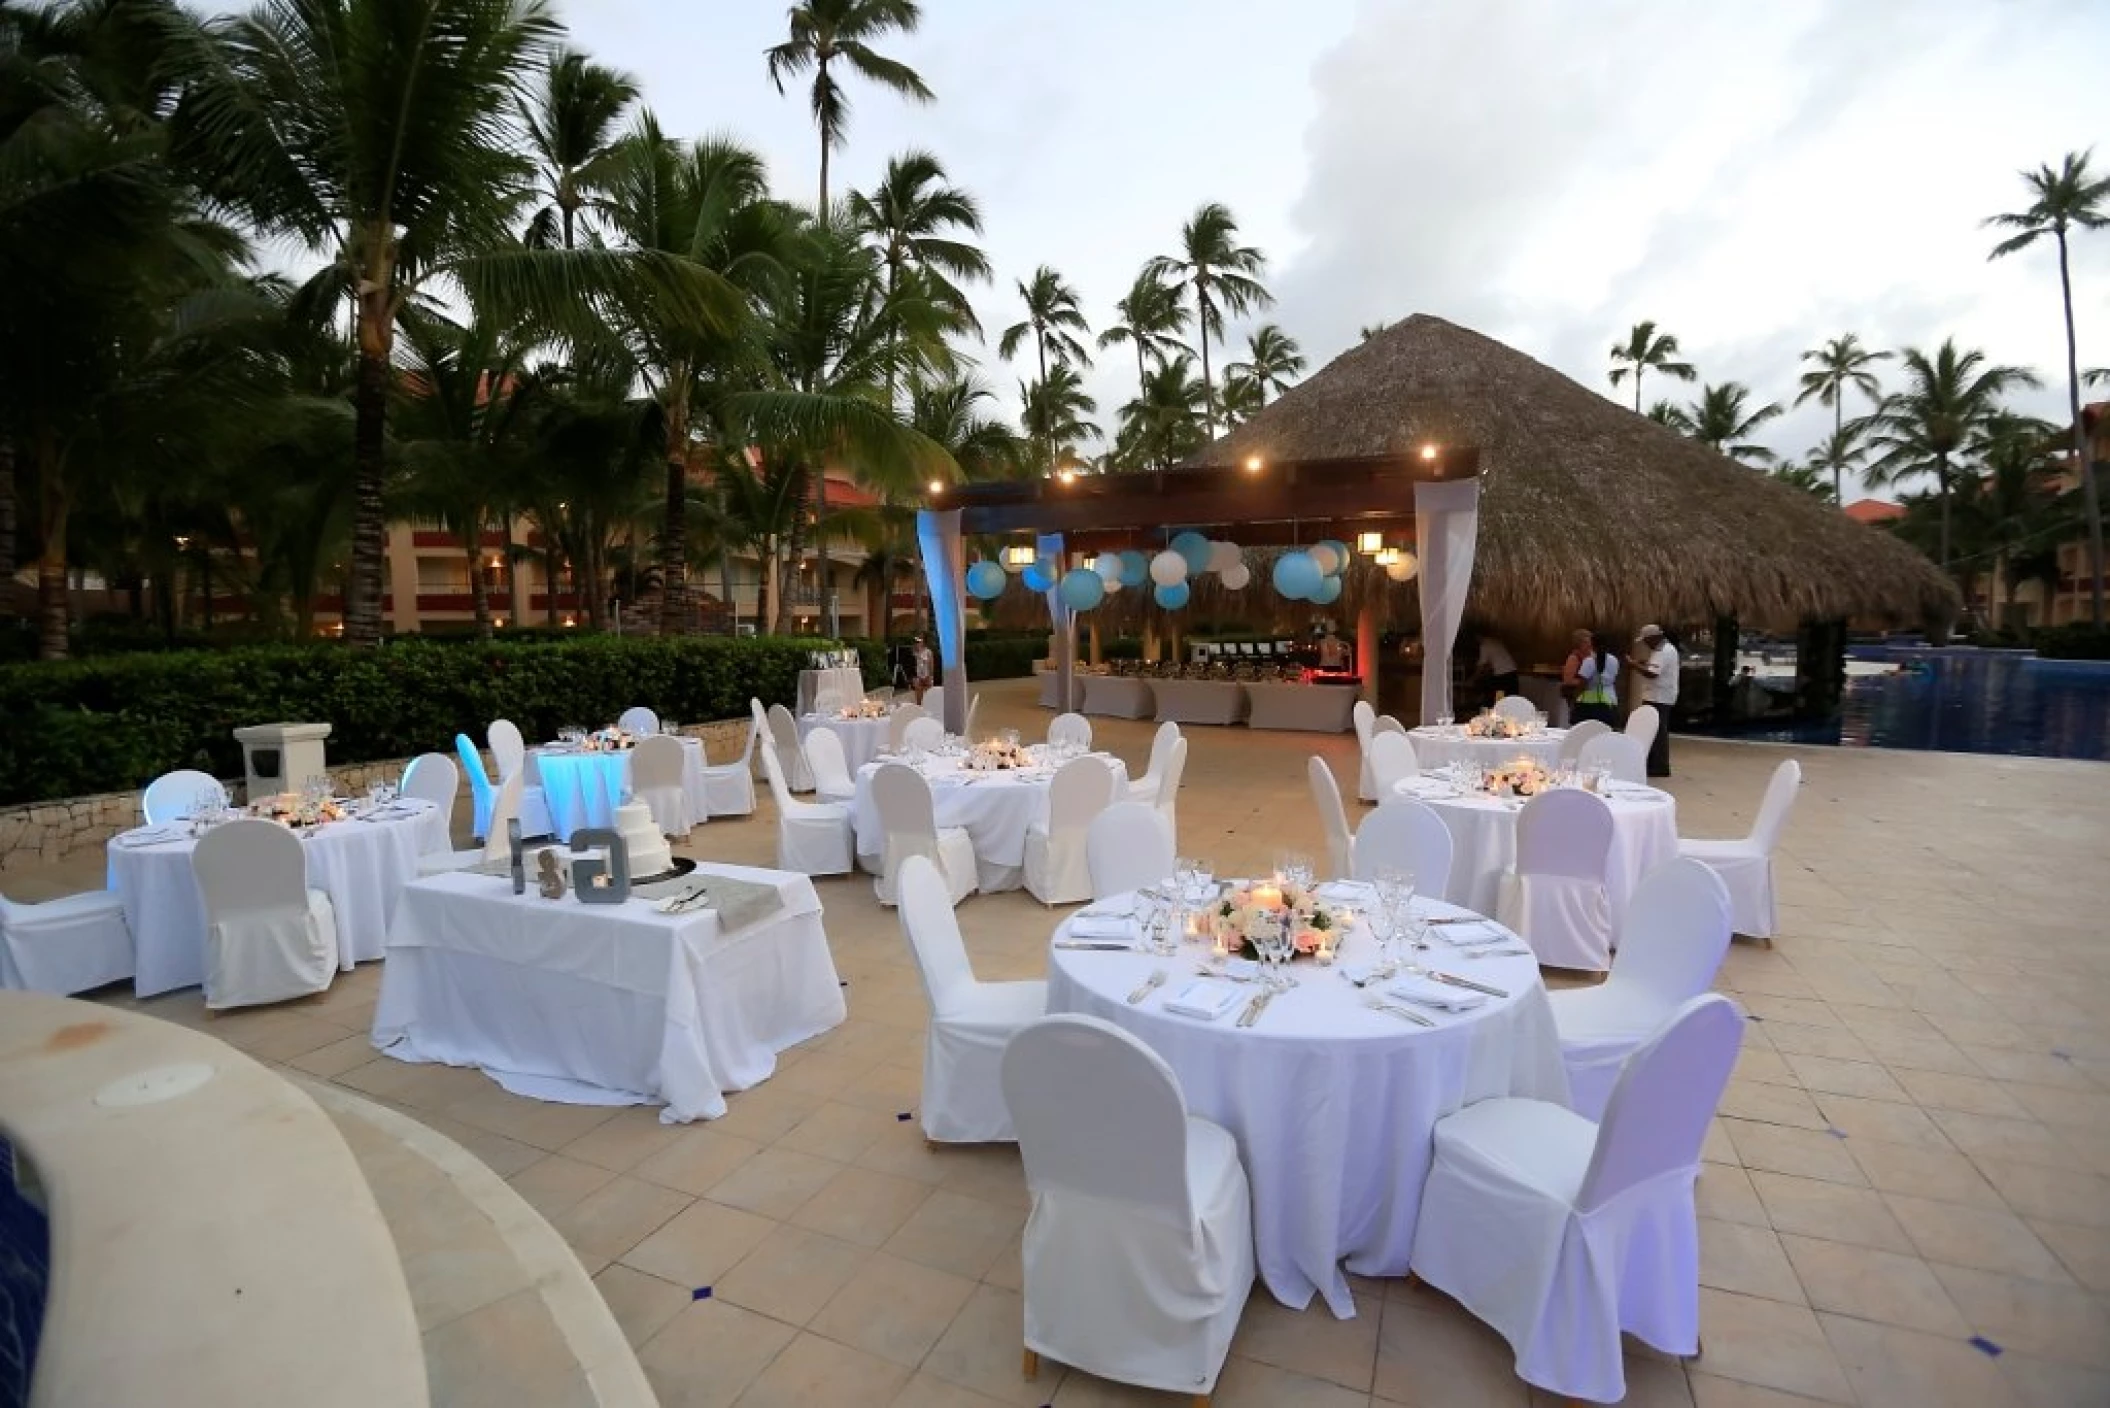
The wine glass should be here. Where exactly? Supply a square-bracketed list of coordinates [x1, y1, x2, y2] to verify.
[1190, 856, 1215, 904]
[1174, 855, 1196, 897]
[1283, 850, 1315, 895]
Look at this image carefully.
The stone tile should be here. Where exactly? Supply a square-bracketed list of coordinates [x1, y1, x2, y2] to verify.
[1885, 1194, 2075, 1283]
[631, 1126, 765, 1197]
[2006, 1080, 2110, 1132]
[705, 1146, 846, 1219]
[1847, 1138, 2003, 1207]
[1809, 1091, 1951, 1149]
[1932, 1111, 2075, 1173]
[2000, 1353, 2110, 1408]
[709, 1082, 827, 1146]
[776, 1100, 900, 1163]
[618, 1197, 776, 1290]
[882, 1188, 1026, 1279]
[550, 1174, 692, 1263]
[1699, 1219, 1806, 1305]
[554, 1105, 688, 1173]
[442, 1082, 621, 1152]
[808, 1251, 978, 1367]
[286, 1031, 386, 1079]
[935, 1144, 1032, 1210]
[854, 1124, 958, 1185]
[1721, 1120, 1865, 1186]
[1970, 1157, 2110, 1230]
[1690, 1289, 1853, 1404]
[1373, 1296, 1532, 1405]
[636, 1297, 796, 1408]
[1959, 1043, 2102, 1092]
[1894, 1067, 2031, 1118]
[1687, 1373, 1846, 1407]
[1215, 1355, 1373, 1407]
[1776, 1233, 1965, 1334]
[1747, 1171, 1913, 1253]
[505, 1154, 618, 1221]
[791, 1165, 934, 1248]
[1817, 1311, 2021, 1408]
[422, 1286, 597, 1408]
[2027, 1217, 2110, 1293]
[1779, 1052, 1910, 1102]
[1696, 1163, 1771, 1230]
[713, 1222, 871, 1327]
[591, 1264, 691, 1349]
[1720, 1081, 1832, 1131]
[1928, 1261, 2110, 1369]
[922, 1283, 1055, 1406]
[1228, 1288, 1379, 1392]
[885, 1373, 1011, 1407]
[1854, 1029, 1984, 1077]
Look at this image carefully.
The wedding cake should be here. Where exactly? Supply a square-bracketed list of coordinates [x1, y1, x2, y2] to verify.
[614, 801, 674, 880]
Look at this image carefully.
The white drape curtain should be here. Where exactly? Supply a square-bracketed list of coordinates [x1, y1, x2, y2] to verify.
[1415, 478, 1482, 727]
[916, 508, 969, 734]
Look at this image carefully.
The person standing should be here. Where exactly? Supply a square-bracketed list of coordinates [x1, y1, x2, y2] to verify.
[1475, 631, 1520, 700]
[910, 633, 935, 703]
[1571, 631, 1622, 727]
[1627, 624, 1679, 777]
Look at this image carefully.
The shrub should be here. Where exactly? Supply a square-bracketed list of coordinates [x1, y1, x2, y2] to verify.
[2033, 623, 2110, 660]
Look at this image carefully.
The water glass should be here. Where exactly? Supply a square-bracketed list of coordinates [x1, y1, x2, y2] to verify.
[1174, 855, 1196, 894]
[1282, 851, 1315, 893]
[1191, 857, 1215, 901]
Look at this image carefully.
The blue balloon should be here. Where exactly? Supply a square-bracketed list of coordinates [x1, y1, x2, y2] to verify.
[965, 560, 1007, 600]
[1153, 580, 1191, 610]
[1317, 540, 1351, 575]
[1118, 549, 1149, 588]
[1311, 574, 1343, 604]
[1272, 551, 1321, 600]
[1170, 530, 1212, 576]
[1058, 568, 1106, 612]
[1022, 559, 1056, 593]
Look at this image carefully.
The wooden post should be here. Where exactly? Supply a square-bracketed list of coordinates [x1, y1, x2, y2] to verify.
[1356, 602, 1380, 706]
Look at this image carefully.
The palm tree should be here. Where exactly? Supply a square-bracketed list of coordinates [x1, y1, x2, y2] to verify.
[1225, 323, 1305, 411]
[1020, 365, 1098, 472]
[1608, 321, 1697, 415]
[520, 48, 639, 250]
[1147, 203, 1271, 438]
[1645, 400, 1691, 431]
[1097, 268, 1189, 394]
[847, 148, 989, 401]
[1985, 149, 2110, 624]
[1794, 333, 1891, 500]
[908, 376, 1024, 482]
[1858, 339, 2040, 569]
[1682, 382, 1784, 464]
[998, 265, 1092, 394]
[1217, 372, 1261, 429]
[1769, 458, 1836, 503]
[1116, 355, 1209, 470]
[1960, 414, 2067, 621]
[1807, 423, 1870, 506]
[764, 0, 933, 219]
[1358, 321, 1390, 343]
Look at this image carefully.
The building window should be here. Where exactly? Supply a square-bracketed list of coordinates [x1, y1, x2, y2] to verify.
[417, 559, 472, 592]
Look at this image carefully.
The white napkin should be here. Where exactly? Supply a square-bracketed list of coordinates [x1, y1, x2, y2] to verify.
[1068, 914, 1136, 941]
[1161, 978, 1243, 1021]
[1398, 778, 1458, 798]
[1387, 977, 1487, 1012]
[1078, 895, 1138, 919]
[1317, 880, 1373, 902]
[116, 826, 185, 849]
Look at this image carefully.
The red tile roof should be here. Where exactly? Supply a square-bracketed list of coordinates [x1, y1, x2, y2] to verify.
[1843, 498, 1905, 525]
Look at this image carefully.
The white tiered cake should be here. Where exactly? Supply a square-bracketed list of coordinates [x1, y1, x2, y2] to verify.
[614, 801, 673, 880]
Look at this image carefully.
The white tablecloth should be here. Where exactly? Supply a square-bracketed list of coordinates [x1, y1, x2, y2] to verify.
[371, 863, 845, 1122]
[534, 737, 705, 839]
[1408, 726, 1568, 772]
[1245, 683, 1360, 732]
[798, 712, 893, 774]
[1152, 679, 1247, 725]
[1045, 898, 1567, 1317]
[1080, 675, 1155, 719]
[1037, 669, 1083, 710]
[850, 752, 1128, 893]
[798, 666, 868, 715]
[1398, 777, 1679, 920]
[109, 801, 451, 996]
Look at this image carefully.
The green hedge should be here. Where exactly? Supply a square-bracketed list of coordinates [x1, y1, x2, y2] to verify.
[0, 635, 864, 806]
[2032, 623, 2110, 660]
[852, 635, 1047, 684]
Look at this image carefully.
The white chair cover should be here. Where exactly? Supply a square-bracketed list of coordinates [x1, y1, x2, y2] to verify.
[142, 769, 227, 826]
[1127, 721, 1182, 805]
[1024, 756, 1116, 905]
[1577, 732, 1646, 784]
[618, 706, 660, 736]
[887, 703, 929, 752]
[1154, 736, 1189, 840]
[1678, 758, 1800, 939]
[455, 733, 495, 839]
[702, 705, 762, 819]
[1308, 757, 1353, 881]
[1367, 730, 1419, 795]
[1624, 704, 1660, 757]
[871, 763, 977, 905]
[1410, 995, 1744, 1403]
[1558, 719, 1612, 764]
[1353, 798, 1455, 899]
[755, 743, 852, 875]
[1374, 713, 1407, 738]
[1497, 788, 1616, 971]
[1353, 701, 1380, 801]
[1553, 859, 1732, 1119]
[898, 855, 1045, 1142]
[900, 715, 945, 753]
[485, 718, 553, 837]
[803, 725, 858, 805]
[1493, 695, 1538, 722]
[0, 890, 134, 995]
[487, 718, 527, 781]
[418, 771, 524, 876]
[767, 703, 814, 792]
[192, 819, 338, 1009]
[630, 734, 695, 838]
[1001, 1014, 1254, 1399]
[1046, 712, 1093, 749]
[399, 753, 460, 852]
[1086, 803, 1176, 902]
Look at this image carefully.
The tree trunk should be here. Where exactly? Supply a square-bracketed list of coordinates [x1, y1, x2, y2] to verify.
[544, 539, 560, 626]
[1197, 287, 1216, 439]
[1633, 372, 1642, 416]
[201, 551, 213, 633]
[2057, 233, 2105, 626]
[468, 538, 492, 640]
[815, 469, 831, 635]
[345, 335, 391, 646]
[1937, 458, 1952, 570]
[1833, 400, 1844, 505]
[0, 438, 15, 577]
[34, 433, 66, 661]
[660, 395, 690, 636]
[867, 561, 885, 640]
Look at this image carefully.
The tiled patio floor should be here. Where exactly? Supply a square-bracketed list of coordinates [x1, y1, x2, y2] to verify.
[30, 677, 2110, 1405]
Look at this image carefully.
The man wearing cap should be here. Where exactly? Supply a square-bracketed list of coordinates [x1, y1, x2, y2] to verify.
[1626, 625, 1679, 777]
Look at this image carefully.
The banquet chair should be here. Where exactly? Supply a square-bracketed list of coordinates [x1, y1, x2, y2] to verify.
[1127, 721, 1182, 806]
[1493, 695, 1538, 723]
[142, 769, 227, 826]
[1087, 803, 1176, 902]
[617, 706, 660, 737]
[1557, 718, 1612, 764]
[900, 715, 945, 753]
[631, 734, 695, 839]
[398, 753, 460, 853]
[1353, 798, 1455, 900]
[887, 703, 929, 752]
[1624, 704, 1660, 758]
[486, 718, 553, 837]
[1, 888, 134, 995]
[1023, 756, 1116, 905]
[1308, 757, 1354, 881]
[1409, 994, 1743, 1404]
[767, 703, 815, 792]
[193, 818, 339, 1010]
[1002, 1014, 1254, 1404]
[1576, 731, 1647, 784]
[758, 743, 853, 876]
[455, 734, 496, 839]
[1677, 759, 1800, 942]
[803, 725, 858, 806]
[1552, 859, 1732, 1119]
[700, 703, 767, 821]
[871, 763, 978, 906]
[1367, 730, 1419, 796]
[1046, 712, 1093, 750]
[899, 855, 1045, 1142]
[1497, 788, 1617, 971]
[418, 772, 525, 876]
[1353, 701, 1381, 802]
[1154, 736, 1189, 840]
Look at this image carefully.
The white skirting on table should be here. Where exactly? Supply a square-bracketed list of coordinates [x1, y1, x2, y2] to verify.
[1080, 675, 1155, 719]
[1244, 683, 1360, 732]
[1151, 679, 1247, 725]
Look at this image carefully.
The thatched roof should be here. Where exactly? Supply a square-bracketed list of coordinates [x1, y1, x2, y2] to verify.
[1181, 314, 1959, 633]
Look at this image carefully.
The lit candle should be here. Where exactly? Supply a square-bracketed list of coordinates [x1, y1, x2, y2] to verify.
[1250, 883, 1283, 911]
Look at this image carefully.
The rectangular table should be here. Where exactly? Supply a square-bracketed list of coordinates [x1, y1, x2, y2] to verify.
[798, 666, 868, 716]
[371, 863, 845, 1122]
[1036, 669, 1084, 710]
[1151, 678, 1248, 725]
[1080, 675, 1155, 719]
[1244, 682, 1361, 732]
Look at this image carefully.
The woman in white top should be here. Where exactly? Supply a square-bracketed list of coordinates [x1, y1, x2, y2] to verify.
[1571, 630, 1621, 727]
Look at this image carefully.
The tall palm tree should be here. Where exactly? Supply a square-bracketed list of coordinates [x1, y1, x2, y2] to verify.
[764, 0, 932, 219]
[1645, 400, 1691, 431]
[1608, 321, 1697, 415]
[998, 265, 1092, 393]
[1225, 323, 1305, 411]
[1858, 339, 2040, 569]
[1682, 382, 1784, 464]
[1147, 203, 1271, 438]
[1096, 268, 1189, 392]
[1986, 149, 2110, 624]
[1020, 365, 1098, 473]
[1116, 354, 1209, 470]
[1959, 414, 2066, 620]
[908, 376, 1023, 482]
[1217, 372, 1261, 429]
[1807, 423, 1870, 506]
[848, 148, 988, 405]
[1358, 321, 1390, 343]
[1794, 332, 1891, 499]
[1768, 458, 1836, 503]
[520, 48, 639, 250]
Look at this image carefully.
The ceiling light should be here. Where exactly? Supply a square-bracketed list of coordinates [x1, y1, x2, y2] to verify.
[1357, 531, 1384, 554]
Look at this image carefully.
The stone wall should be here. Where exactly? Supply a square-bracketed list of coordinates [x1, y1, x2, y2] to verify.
[0, 718, 754, 874]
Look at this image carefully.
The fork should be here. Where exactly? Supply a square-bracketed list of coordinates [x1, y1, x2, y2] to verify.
[1362, 993, 1437, 1027]
[1128, 969, 1168, 1004]
[1466, 947, 1532, 960]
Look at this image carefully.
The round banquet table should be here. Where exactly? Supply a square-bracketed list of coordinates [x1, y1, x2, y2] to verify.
[798, 712, 892, 775]
[108, 800, 451, 997]
[849, 751, 1128, 893]
[1045, 896, 1568, 1318]
[1407, 724, 1567, 772]
[534, 737, 706, 839]
[1396, 775, 1678, 921]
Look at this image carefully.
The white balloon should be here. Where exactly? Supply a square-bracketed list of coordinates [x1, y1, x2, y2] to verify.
[1149, 549, 1188, 586]
[1220, 561, 1251, 590]
[1386, 551, 1420, 583]
[1095, 553, 1123, 582]
[1308, 542, 1342, 576]
[1207, 540, 1242, 574]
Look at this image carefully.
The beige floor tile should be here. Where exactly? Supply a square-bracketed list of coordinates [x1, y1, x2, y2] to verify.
[808, 1250, 978, 1367]
[1808, 1090, 1951, 1148]
[1696, 1164, 1771, 1230]
[769, 1048, 873, 1099]
[421, 1286, 597, 1408]
[854, 1124, 959, 1185]
[1372, 1295, 1532, 1405]
[1885, 1194, 2075, 1283]
[1847, 1137, 2003, 1207]
[1969, 1157, 2110, 1230]
[1776, 1233, 1964, 1334]
[1700, 1219, 1806, 1305]
[505, 1154, 619, 1221]
[1214, 1356, 1374, 1406]
[922, 1283, 1058, 1406]
[706, 1145, 847, 1219]
[1752, 1023, 1869, 1063]
[619, 1197, 777, 1290]
[885, 1372, 1012, 1407]
[1999, 1352, 2110, 1408]
[710, 1082, 827, 1145]
[777, 1099, 901, 1163]
[1779, 1052, 1910, 1103]
[1686, 1372, 1845, 1406]
[1746, 1172, 1908, 1255]
[1894, 1067, 2031, 1119]
[2006, 1080, 2110, 1132]
[1719, 1081, 1832, 1131]
[1959, 1044, 2102, 1092]
[791, 1165, 934, 1248]
[555, 1105, 689, 1173]
[1928, 1261, 2110, 1369]
[1853, 1029, 1984, 1077]
[714, 1223, 871, 1327]
[1817, 1311, 2021, 1408]
[1691, 1289, 1853, 1404]
[551, 1174, 693, 1263]
[286, 1031, 387, 1078]
[2027, 1217, 2110, 1294]
[636, 1297, 796, 1408]
[881, 1187, 1026, 1279]
[936, 1144, 1032, 1210]
[632, 1126, 765, 1196]
[1227, 1289, 1378, 1393]
[591, 1264, 692, 1349]
[443, 1082, 621, 1152]
[1729, 1047, 1798, 1087]
[1046, 1370, 1172, 1405]
[1721, 1120, 1865, 1186]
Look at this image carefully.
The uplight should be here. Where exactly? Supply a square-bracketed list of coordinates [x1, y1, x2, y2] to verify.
[1419, 444, 1439, 461]
[927, 479, 944, 495]
[1244, 455, 1264, 473]
[1057, 468, 1077, 484]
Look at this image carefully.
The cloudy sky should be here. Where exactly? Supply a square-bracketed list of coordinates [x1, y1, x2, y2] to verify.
[560, 0, 2106, 493]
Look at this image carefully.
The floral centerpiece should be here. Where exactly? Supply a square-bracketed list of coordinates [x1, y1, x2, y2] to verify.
[1483, 758, 1554, 797]
[1210, 879, 1343, 960]
[251, 792, 346, 828]
[580, 727, 637, 753]
[1465, 710, 1532, 739]
[964, 737, 1032, 771]
[836, 698, 888, 719]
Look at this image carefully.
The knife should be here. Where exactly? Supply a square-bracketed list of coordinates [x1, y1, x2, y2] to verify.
[1128, 970, 1168, 1004]
[1054, 939, 1134, 951]
[1427, 970, 1508, 998]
